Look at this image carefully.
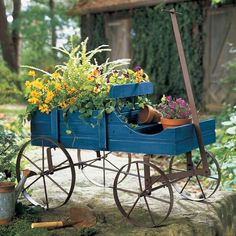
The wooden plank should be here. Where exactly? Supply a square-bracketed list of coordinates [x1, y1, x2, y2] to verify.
[109, 82, 153, 98]
[107, 112, 215, 155]
[70, 0, 191, 15]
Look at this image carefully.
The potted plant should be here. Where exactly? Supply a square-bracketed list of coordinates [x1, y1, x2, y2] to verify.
[156, 95, 192, 129]
[23, 39, 151, 127]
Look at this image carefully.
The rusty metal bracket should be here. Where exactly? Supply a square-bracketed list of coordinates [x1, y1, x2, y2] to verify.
[169, 9, 210, 175]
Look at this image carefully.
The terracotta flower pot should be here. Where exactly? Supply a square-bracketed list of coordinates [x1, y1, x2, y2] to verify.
[139, 105, 161, 124]
[161, 117, 192, 129]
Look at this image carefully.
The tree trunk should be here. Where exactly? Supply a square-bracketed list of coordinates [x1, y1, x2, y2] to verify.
[12, 0, 21, 74]
[0, 0, 18, 72]
[49, 0, 57, 58]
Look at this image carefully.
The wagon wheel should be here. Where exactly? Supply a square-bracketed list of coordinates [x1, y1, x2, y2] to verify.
[169, 150, 221, 201]
[16, 137, 76, 209]
[78, 150, 131, 187]
[113, 160, 173, 227]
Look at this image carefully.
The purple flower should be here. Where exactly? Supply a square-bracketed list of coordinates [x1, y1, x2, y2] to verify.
[134, 65, 142, 72]
[123, 73, 130, 78]
[166, 96, 172, 102]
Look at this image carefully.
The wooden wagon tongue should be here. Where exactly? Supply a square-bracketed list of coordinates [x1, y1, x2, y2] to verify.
[31, 207, 96, 229]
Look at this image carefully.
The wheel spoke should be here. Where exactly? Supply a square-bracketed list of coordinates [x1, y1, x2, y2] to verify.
[144, 196, 155, 226]
[127, 195, 141, 217]
[136, 163, 143, 192]
[196, 175, 206, 199]
[180, 176, 192, 194]
[22, 153, 43, 173]
[116, 187, 140, 195]
[104, 158, 119, 171]
[42, 175, 49, 209]
[45, 174, 69, 195]
[42, 140, 45, 172]
[145, 193, 171, 204]
[23, 175, 42, 191]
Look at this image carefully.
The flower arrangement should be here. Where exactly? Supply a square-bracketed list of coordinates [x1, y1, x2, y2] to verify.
[157, 95, 192, 119]
[24, 39, 150, 121]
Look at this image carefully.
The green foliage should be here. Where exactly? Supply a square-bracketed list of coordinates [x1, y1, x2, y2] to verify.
[211, 0, 236, 5]
[0, 61, 21, 104]
[81, 14, 108, 64]
[210, 105, 236, 191]
[221, 47, 236, 100]
[131, 3, 204, 106]
[0, 203, 51, 236]
[78, 227, 98, 236]
[20, 0, 79, 71]
[0, 124, 20, 181]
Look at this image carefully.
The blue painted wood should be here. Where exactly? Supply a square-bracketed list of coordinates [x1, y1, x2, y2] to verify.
[109, 82, 153, 98]
[107, 111, 215, 155]
[31, 108, 215, 155]
[31, 110, 107, 150]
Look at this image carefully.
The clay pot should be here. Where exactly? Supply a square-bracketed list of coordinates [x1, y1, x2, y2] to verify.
[139, 105, 161, 124]
[161, 117, 192, 129]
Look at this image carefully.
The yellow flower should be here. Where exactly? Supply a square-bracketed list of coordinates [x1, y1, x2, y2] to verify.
[45, 90, 54, 104]
[106, 84, 111, 93]
[161, 95, 166, 103]
[32, 79, 43, 89]
[135, 69, 143, 77]
[25, 81, 31, 88]
[69, 97, 76, 105]
[59, 101, 68, 109]
[39, 104, 50, 113]
[92, 68, 100, 77]
[135, 76, 142, 83]
[28, 70, 36, 77]
[28, 97, 39, 104]
[54, 82, 61, 90]
[68, 87, 77, 95]
[93, 86, 100, 94]
[52, 72, 61, 79]
[30, 91, 41, 98]
[87, 75, 95, 81]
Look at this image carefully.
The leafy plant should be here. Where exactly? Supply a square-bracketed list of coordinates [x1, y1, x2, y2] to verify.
[0, 61, 21, 104]
[23, 39, 151, 123]
[156, 95, 191, 119]
[0, 124, 21, 181]
[210, 105, 236, 191]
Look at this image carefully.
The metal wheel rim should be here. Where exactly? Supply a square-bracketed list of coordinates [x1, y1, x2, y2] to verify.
[80, 151, 131, 188]
[113, 160, 173, 227]
[169, 150, 221, 201]
[16, 136, 76, 209]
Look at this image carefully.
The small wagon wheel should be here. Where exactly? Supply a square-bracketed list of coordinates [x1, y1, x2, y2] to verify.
[16, 137, 76, 209]
[113, 160, 173, 227]
[169, 150, 221, 201]
[78, 150, 131, 187]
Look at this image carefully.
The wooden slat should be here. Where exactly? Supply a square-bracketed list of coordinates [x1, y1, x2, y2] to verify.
[69, 0, 191, 15]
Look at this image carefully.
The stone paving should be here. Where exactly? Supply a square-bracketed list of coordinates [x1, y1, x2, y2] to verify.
[18, 149, 236, 236]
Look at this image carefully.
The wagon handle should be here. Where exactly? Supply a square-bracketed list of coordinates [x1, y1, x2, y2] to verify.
[169, 9, 210, 175]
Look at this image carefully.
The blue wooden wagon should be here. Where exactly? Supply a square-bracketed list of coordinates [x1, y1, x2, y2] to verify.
[16, 10, 221, 227]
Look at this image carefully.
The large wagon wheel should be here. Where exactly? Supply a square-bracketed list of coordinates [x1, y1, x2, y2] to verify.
[77, 150, 131, 187]
[16, 137, 76, 209]
[169, 150, 221, 201]
[113, 160, 173, 227]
